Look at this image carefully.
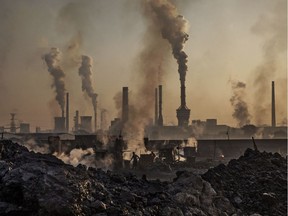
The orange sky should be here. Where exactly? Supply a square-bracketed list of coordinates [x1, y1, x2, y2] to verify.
[0, 0, 286, 131]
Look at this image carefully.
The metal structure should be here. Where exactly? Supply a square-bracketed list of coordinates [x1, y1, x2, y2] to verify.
[158, 85, 163, 126]
[66, 92, 69, 132]
[176, 78, 190, 127]
[122, 87, 129, 124]
[272, 81, 276, 127]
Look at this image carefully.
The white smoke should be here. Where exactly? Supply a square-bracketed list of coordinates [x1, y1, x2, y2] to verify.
[24, 138, 50, 154]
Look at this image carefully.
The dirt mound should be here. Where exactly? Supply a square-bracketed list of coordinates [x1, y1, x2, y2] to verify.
[202, 148, 287, 216]
[0, 140, 236, 216]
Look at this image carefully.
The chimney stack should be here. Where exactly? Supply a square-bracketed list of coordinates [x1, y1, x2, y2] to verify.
[176, 80, 190, 127]
[66, 92, 69, 132]
[93, 93, 98, 132]
[155, 88, 158, 126]
[272, 81, 276, 127]
[122, 87, 129, 123]
[158, 85, 163, 126]
[74, 110, 79, 131]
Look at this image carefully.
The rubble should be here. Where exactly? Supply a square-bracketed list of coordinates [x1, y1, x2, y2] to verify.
[202, 148, 287, 216]
[0, 140, 237, 216]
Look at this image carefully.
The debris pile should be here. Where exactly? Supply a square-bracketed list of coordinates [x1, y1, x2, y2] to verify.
[202, 148, 287, 216]
[0, 140, 236, 216]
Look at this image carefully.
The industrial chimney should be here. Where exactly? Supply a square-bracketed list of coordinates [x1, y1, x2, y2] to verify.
[272, 81, 276, 127]
[66, 92, 69, 132]
[176, 79, 190, 127]
[122, 87, 129, 123]
[155, 88, 158, 126]
[74, 110, 79, 132]
[93, 93, 98, 132]
[158, 85, 163, 126]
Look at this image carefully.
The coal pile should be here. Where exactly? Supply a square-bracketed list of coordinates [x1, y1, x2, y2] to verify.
[202, 148, 287, 216]
[0, 140, 236, 216]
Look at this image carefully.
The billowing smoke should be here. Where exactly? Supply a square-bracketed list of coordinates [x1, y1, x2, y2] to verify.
[43, 48, 66, 115]
[146, 0, 189, 85]
[78, 55, 97, 113]
[24, 138, 50, 154]
[122, 0, 189, 151]
[230, 81, 251, 127]
[55, 148, 96, 168]
[251, 1, 286, 125]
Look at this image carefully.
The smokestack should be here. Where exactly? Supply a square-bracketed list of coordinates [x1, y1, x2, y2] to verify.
[66, 92, 69, 132]
[158, 85, 163, 126]
[272, 81, 276, 127]
[74, 110, 79, 131]
[155, 88, 158, 126]
[93, 93, 98, 132]
[122, 87, 129, 123]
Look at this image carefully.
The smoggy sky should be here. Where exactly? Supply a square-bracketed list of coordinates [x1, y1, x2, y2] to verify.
[0, 0, 286, 131]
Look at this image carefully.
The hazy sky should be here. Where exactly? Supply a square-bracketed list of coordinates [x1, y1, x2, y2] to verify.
[0, 0, 286, 131]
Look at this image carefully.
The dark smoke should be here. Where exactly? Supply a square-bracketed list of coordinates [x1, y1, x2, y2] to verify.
[146, 0, 189, 85]
[78, 55, 97, 112]
[120, 0, 189, 151]
[230, 81, 251, 127]
[43, 48, 66, 114]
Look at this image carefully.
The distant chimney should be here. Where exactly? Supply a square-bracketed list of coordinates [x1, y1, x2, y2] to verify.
[66, 92, 69, 132]
[158, 85, 163, 126]
[80, 116, 92, 133]
[93, 93, 98, 132]
[74, 110, 79, 131]
[155, 88, 158, 126]
[272, 81, 276, 127]
[122, 87, 129, 123]
[54, 117, 66, 132]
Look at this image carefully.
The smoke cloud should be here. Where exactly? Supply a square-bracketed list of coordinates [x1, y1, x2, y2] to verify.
[122, 0, 189, 151]
[146, 0, 189, 85]
[43, 48, 66, 115]
[230, 81, 251, 127]
[251, 1, 286, 125]
[55, 148, 96, 168]
[78, 55, 97, 113]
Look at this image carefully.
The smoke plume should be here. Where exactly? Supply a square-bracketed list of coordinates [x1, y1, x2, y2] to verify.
[230, 81, 251, 127]
[78, 55, 97, 113]
[55, 148, 96, 168]
[146, 0, 189, 85]
[251, 1, 286, 124]
[122, 0, 189, 151]
[43, 48, 66, 114]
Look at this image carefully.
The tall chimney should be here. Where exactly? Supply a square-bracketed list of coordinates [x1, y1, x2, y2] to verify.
[272, 81, 276, 127]
[155, 88, 158, 126]
[93, 93, 98, 132]
[74, 110, 79, 131]
[158, 85, 163, 126]
[66, 92, 69, 132]
[176, 80, 190, 127]
[122, 87, 129, 123]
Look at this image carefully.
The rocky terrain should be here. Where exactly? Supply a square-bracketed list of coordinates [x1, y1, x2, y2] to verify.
[0, 140, 236, 216]
[203, 148, 287, 216]
[0, 139, 286, 216]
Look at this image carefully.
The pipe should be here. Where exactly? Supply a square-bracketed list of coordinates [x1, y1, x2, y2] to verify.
[158, 85, 163, 126]
[122, 87, 129, 123]
[155, 88, 158, 126]
[66, 92, 69, 132]
[272, 81, 276, 127]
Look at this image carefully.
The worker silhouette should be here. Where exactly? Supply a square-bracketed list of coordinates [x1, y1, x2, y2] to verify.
[130, 152, 140, 169]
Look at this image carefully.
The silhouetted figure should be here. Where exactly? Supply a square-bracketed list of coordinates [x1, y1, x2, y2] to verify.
[130, 152, 140, 169]
[252, 137, 258, 151]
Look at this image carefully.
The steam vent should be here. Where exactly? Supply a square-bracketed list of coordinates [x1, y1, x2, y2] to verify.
[176, 79, 190, 127]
